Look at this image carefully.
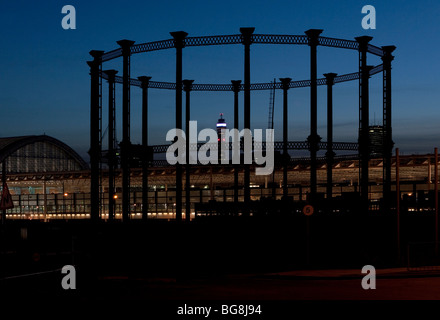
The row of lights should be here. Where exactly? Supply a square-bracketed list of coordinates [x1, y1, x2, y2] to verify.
[6, 212, 196, 219]
[6, 213, 91, 218]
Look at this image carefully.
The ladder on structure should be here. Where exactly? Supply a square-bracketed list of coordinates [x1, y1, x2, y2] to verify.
[267, 79, 276, 140]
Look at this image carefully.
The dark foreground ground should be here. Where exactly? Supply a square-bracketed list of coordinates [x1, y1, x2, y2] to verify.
[1, 215, 440, 315]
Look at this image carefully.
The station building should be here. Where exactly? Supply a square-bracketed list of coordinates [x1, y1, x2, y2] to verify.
[0, 135, 437, 220]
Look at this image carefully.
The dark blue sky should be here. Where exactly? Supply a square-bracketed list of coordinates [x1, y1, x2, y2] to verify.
[1, 0, 439, 161]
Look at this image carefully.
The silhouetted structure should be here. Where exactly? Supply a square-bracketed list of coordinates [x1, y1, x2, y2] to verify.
[88, 28, 395, 220]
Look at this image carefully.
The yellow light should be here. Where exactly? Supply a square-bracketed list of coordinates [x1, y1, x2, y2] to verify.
[64, 193, 68, 197]
[113, 194, 118, 199]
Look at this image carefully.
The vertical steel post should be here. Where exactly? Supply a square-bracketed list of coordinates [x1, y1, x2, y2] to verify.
[43, 179, 47, 222]
[2, 161, 5, 225]
[280, 78, 291, 200]
[396, 148, 400, 262]
[231, 80, 241, 208]
[240, 27, 254, 215]
[104, 70, 118, 220]
[324, 73, 337, 203]
[117, 39, 135, 222]
[138, 76, 152, 220]
[381, 46, 396, 210]
[88, 50, 104, 222]
[361, 65, 373, 210]
[170, 31, 188, 222]
[435, 148, 438, 255]
[183, 79, 194, 222]
[305, 29, 323, 202]
[355, 36, 373, 211]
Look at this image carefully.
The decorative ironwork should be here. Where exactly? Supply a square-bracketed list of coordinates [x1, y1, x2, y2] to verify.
[98, 33, 386, 76]
[130, 39, 175, 54]
[318, 36, 358, 50]
[150, 141, 358, 154]
[334, 72, 360, 84]
[100, 34, 386, 59]
[253, 34, 308, 45]
[185, 34, 242, 47]
[98, 31, 386, 92]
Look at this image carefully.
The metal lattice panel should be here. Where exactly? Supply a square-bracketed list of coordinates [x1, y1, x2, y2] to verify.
[192, 84, 233, 91]
[104, 71, 386, 91]
[131, 39, 175, 54]
[185, 35, 242, 47]
[334, 72, 360, 84]
[330, 142, 359, 151]
[318, 37, 359, 50]
[290, 80, 311, 88]
[149, 81, 176, 90]
[253, 34, 308, 45]
[150, 141, 358, 154]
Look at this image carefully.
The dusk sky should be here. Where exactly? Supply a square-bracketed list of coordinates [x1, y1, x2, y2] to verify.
[1, 0, 439, 162]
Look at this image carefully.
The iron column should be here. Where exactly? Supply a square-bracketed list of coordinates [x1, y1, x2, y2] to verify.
[436, 148, 439, 255]
[324, 73, 337, 202]
[183, 79, 194, 222]
[305, 29, 323, 202]
[88, 50, 103, 222]
[2, 161, 5, 225]
[381, 46, 396, 210]
[280, 78, 292, 200]
[240, 27, 254, 215]
[138, 76, 152, 220]
[104, 69, 118, 220]
[231, 80, 241, 207]
[117, 39, 135, 222]
[170, 31, 188, 222]
[356, 35, 373, 210]
[396, 148, 400, 261]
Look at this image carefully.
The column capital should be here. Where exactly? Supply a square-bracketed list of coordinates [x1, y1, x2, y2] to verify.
[170, 31, 188, 49]
[279, 78, 292, 90]
[305, 29, 323, 46]
[355, 36, 373, 52]
[323, 73, 338, 85]
[381, 45, 396, 62]
[117, 39, 135, 54]
[104, 69, 118, 82]
[307, 134, 322, 150]
[89, 50, 104, 61]
[240, 27, 255, 45]
[231, 80, 242, 92]
[182, 79, 194, 92]
[138, 76, 152, 88]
